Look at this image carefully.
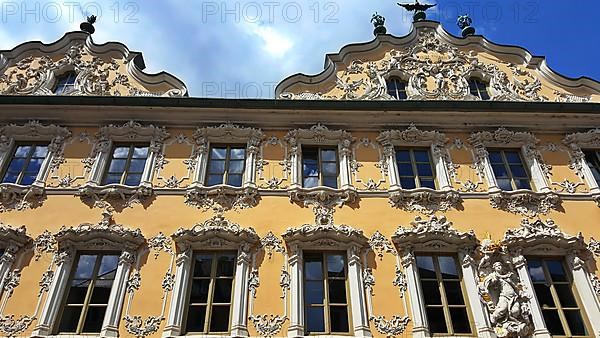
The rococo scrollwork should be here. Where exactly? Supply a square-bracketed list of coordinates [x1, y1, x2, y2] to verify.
[279, 29, 588, 102]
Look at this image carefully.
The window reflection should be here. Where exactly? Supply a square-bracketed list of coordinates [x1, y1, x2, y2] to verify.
[527, 258, 589, 336]
[103, 144, 149, 186]
[303, 252, 349, 334]
[416, 254, 472, 335]
[395, 148, 436, 189]
[206, 146, 246, 187]
[1, 144, 48, 185]
[488, 149, 532, 191]
[185, 252, 236, 334]
[302, 147, 339, 188]
[57, 252, 119, 334]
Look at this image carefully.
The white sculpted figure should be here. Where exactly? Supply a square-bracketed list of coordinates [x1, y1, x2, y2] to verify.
[482, 261, 532, 337]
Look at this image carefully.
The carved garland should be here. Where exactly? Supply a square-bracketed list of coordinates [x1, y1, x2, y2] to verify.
[123, 232, 175, 338]
[563, 129, 600, 201]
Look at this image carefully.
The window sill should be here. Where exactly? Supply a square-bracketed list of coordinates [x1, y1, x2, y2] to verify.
[184, 185, 259, 211]
[488, 190, 560, 217]
[0, 182, 45, 211]
[389, 188, 462, 214]
[77, 182, 154, 209]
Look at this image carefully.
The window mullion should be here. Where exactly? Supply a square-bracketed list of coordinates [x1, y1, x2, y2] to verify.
[224, 146, 231, 185]
[323, 253, 331, 333]
[78, 255, 103, 333]
[435, 256, 454, 335]
[120, 146, 133, 185]
[205, 253, 218, 333]
[16, 146, 34, 185]
[502, 151, 517, 191]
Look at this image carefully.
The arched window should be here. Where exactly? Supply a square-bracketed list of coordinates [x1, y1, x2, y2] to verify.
[468, 78, 490, 100]
[386, 77, 408, 100]
[53, 71, 77, 95]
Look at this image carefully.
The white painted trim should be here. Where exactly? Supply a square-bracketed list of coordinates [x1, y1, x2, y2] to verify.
[401, 250, 428, 338]
[32, 254, 75, 337]
[100, 250, 135, 338]
[163, 250, 192, 338]
[520, 145, 551, 192]
[567, 254, 600, 336]
[513, 255, 552, 338]
[457, 251, 494, 338]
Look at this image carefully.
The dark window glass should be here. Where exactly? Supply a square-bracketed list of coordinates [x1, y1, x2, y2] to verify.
[386, 77, 408, 100]
[102, 144, 149, 186]
[488, 150, 532, 191]
[302, 147, 339, 188]
[584, 151, 600, 185]
[54, 71, 77, 95]
[303, 252, 349, 334]
[468, 78, 490, 100]
[1, 144, 48, 185]
[527, 258, 589, 337]
[185, 252, 236, 334]
[206, 145, 246, 187]
[416, 254, 472, 335]
[395, 148, 437, 189]
[56, 252, 119, 334]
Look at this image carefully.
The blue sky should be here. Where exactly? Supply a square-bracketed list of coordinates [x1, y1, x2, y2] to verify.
[0, 0, 598, 98]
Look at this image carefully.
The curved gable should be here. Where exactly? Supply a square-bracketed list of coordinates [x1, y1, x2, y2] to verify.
[0, 31, 187, 97]
[276, 20, 600, 102]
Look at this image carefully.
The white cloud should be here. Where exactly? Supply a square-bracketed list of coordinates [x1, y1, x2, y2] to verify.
[245, 23, 293, 58]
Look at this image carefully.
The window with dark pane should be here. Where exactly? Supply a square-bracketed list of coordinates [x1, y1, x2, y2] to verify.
[468, 78, 490, 100]
[386, 77, 408, 100]
[416, 255, 472, 335]
[56, 252, 119, 334]
[205, 145, 246, 187]
[185, 252, 236, 334]
[303, 252, 349, 335]
[488, 150, 532, 191]
[584, 150, 600, 185]
[395, 148, 436, 189]
[102, 144, 149, 186]
[1, 143, 48, 185]
[53, 71, 77, 95]
[302, 147, 339, 189]
[527, 259, 590, 337]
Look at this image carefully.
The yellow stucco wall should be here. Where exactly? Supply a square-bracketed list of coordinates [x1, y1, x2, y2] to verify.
[1, 125, 599, 338]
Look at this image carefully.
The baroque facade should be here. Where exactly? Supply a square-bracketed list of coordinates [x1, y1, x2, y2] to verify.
[0, 18, 600, 338]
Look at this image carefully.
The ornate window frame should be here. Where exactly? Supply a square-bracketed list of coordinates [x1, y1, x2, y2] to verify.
[468, 128, 559, 216]
[164, 215, 260, 338]
[282, 222, 371, 337]
[0, 224, 31, 292]
[501, 219, 600, 337]
[563, 129, 600, 196]
[0, 121, 71, 211]
[391, 215, 494, 338]
[78, 121, 168, 207]
[376, 125, 461, 214]
[32, 213, 145, 338]
[184, 123, 264, 211]
[284, 124, 354, 192]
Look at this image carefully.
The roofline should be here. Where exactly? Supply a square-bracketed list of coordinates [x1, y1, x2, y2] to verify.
[1, 94, 599, 112]
[275, 20, 600, 96]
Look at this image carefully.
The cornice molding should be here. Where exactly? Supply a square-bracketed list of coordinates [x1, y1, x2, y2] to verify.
[282, 223, 369, 249]
[392, 215, 478, 251]
[172, 215, 260, 252]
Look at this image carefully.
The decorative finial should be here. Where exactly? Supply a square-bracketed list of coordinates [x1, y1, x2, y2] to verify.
[397, 0, 436, 22]
[457, 14, 475, 37]
[371, 12, 387, 36]
[80, 15, 96, 34]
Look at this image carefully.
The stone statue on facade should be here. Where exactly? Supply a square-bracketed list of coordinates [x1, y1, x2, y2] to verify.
[479, 241, 533, 338]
